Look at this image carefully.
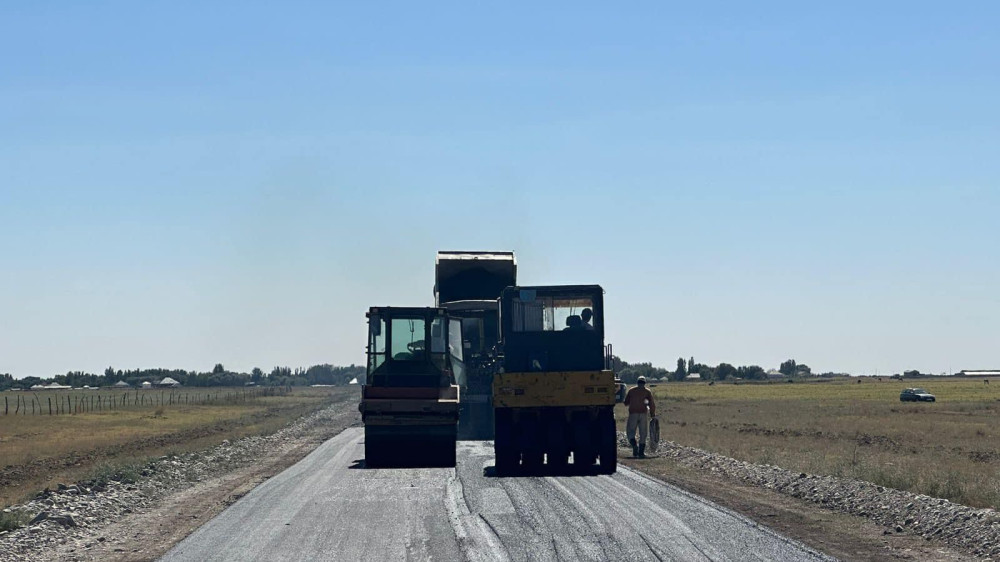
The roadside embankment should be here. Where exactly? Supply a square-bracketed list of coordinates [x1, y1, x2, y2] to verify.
[620, 431, 998, 561]
[0, 387, 361, 562]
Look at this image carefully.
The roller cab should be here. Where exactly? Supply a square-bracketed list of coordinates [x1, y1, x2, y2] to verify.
[359, 307, 463, 467]
[493, 285, 618, 475]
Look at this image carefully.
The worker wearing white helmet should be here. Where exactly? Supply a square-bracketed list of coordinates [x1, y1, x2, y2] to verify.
[623, 375, 656, 458]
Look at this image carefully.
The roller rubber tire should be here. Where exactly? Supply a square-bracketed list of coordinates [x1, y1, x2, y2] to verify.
[494, 409, 518, 475]
[597, 407, 618, 474]
[546, 417, 569, 471]
[573, 413, 595, 468]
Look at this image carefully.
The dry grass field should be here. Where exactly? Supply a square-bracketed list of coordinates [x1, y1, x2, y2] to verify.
[616, 377, 1000, 509]
[0, 386, 356, 507]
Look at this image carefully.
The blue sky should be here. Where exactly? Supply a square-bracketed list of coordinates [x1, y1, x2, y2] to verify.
[2, 1, 997, 377]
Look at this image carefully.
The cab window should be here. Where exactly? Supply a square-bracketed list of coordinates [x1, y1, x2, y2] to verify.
[511, 294, 597, 332]
[390, 317, 426, 360]
[368, 314, 387, 372]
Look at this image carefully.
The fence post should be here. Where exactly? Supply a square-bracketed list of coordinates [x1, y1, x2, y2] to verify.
[49, 397, 52, 415]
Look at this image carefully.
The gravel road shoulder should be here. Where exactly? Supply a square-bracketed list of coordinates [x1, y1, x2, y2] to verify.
[0, 388, 361, 562]
[622, 435, 991, 561]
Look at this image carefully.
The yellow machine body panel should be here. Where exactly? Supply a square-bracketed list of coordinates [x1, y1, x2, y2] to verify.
[492, 370, 617, 408]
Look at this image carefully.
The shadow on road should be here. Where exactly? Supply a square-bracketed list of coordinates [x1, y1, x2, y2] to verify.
[483, 465, 609, 478]
[349, 458, 457, 470]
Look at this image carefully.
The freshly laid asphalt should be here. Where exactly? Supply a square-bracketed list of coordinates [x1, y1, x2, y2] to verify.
[160, 427, 834, 561]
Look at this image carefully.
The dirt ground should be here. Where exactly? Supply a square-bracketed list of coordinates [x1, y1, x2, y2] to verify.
[621, 457, 978, 561]
[0, 387, 337, 507]
[25, 390, 982, 562]
[636, 378, 1000, 511]
[32, 389, 363, 562]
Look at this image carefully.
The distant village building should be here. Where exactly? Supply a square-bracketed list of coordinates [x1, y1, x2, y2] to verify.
[141, 381, 153, 389]
[961, 370, 1000, 377]
[766, 369, 785, 380]
[112, 381, 131, 388]
[156, 377, 181, 388]
[30, 382, 71, 390]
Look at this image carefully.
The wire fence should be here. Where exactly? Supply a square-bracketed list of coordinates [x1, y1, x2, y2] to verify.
[2, 386, 292, 416]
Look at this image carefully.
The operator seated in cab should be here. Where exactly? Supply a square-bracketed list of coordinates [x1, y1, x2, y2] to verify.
[562, 308, 597, 331]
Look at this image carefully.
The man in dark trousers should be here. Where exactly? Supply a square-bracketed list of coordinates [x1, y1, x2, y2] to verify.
[623, 376, 656, 458]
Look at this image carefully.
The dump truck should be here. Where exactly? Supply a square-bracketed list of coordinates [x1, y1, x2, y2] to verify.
[492, 285, 618, 474]
[359, 306, 464, 467]
[434, 251, 516, 439]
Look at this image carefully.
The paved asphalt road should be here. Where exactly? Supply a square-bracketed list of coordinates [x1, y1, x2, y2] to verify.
[161, 427, 834, 561]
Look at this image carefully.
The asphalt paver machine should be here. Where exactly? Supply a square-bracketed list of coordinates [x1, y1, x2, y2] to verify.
[434, 251, 517, 440]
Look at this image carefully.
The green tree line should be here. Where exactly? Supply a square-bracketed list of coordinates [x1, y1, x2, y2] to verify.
[0, 364, 365, 391]
[613, 357, 822, 384]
